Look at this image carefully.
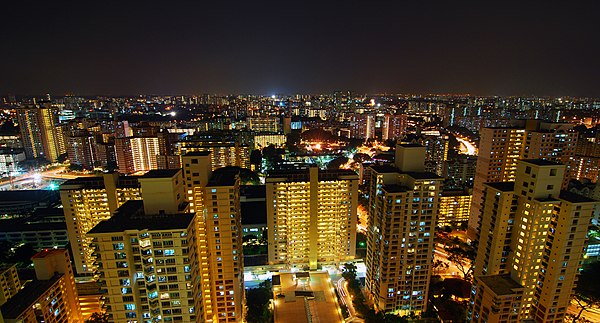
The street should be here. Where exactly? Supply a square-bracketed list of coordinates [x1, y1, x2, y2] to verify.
[336, 277, 364, 322]
[0, 166, 93, 190]
[568, 300, 600, 322]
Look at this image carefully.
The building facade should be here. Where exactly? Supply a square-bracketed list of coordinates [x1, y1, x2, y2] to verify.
[60, 173, 141, 275]
[16, 102, 63, 162]
[470, 160, 599, 323]
[365, 144, 442, 316]
[1, 249, 82, 323]
[182, 153, 245, 322]
[266, 166, 358, 270]
[438, 190, 472, 228]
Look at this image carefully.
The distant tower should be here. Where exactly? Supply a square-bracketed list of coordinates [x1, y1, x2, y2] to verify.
[16, 102, 62, 161]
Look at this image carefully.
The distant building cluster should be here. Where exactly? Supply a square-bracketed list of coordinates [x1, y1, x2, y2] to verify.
[0, 92, 599, 322]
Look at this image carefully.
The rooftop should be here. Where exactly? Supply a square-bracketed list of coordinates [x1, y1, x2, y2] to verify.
[559, 190, 597, 204]
[88, 201, 195, 234]
[141, 169, 181, 178]
[267, 168, 358, 183]
[441, 190, 471, 197]
[32, 248, 66, 259]
[397, 143, 424, 148]
[60, 175, 141, 189]
[485, 182, 515, 192]
[520, 159, 563, 166]
[478, 275, 524, 296]
[369, 164, 398, 174]
[272, 272, 342, 323]
[405, 171, 444, 180]
[1, 275, 62, 319]
[382, 184, 409, 193]
[183, 151, 211, 156]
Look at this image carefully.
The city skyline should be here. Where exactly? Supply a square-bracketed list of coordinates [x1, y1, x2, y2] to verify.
[1, 2, 600, 96]
[1, 2, 600, 322]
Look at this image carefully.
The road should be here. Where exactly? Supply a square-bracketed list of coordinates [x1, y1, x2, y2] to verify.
[0, 166, 92, 190]
[455, 136, 478, 156]
[336, 277, 364, 322]
[567, 300, 600, 322]
[434, 246, 466, 278]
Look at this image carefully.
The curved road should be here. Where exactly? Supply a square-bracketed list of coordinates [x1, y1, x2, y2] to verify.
[336, 278, 364, 322]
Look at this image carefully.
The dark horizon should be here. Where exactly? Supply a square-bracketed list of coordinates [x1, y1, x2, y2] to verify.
[2, 2, 599, 97]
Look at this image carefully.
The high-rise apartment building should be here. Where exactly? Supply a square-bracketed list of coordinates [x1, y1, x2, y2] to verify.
[182, 152, 245, 322]
[468, 127, 525, 242]
[468, 121, 578, 241]
[365, 144, 442, 316]
[349, 114, 375, 139]
[87, 169, 194, 323]
[247, 117, 279, 132]
[571, 132, 600, 183]
[115, 136, 161, 173]
[400, 134, 450, 176]
[60, 173, 142, 275]
[66, 130, 97, 169]
[382, 114, 408, 141]
[438, 190, 472, 228]
[178, 140, 250, 170]
[266, 166, 358, 269]
[0, 249, 82, 323]
[156, 131, 182, 170]
[470, 160, 599, 323]
[16, 102, 63, 162]
[88, 203, 195, 322]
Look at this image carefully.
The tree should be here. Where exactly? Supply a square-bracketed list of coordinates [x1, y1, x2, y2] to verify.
[573, 261, 600, 322]
[447, 245, 476, 281]
[432, 259, 449, 276]
[12, 244, 36, 266]
[85, 312, 109, 323]
[68, 163, 84, 172]
[245, 279, 273, 323]
[57, 153, 69, 163]
[353, 153, 371, 163]
[327, 156, 349, 169]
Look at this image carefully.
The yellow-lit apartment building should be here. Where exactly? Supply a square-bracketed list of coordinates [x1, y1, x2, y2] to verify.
[468, 127, 525, 242]
[470, 160, 599, 323]
[0, 249, 81, 323]
[468, 121, 578, 242]
[16, 102, 64, 162]
[266, 166, 358, 270]
[60, 173, 142, 275]
[365, 144, 442, 316]
[87, 169, 198, 323]
[182, 152, 245, 323]
[438, 190, 472, 228]
[178, 140, 250, 170]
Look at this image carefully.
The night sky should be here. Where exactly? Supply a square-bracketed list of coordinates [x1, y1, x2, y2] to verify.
[1, 2, 599, 96]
